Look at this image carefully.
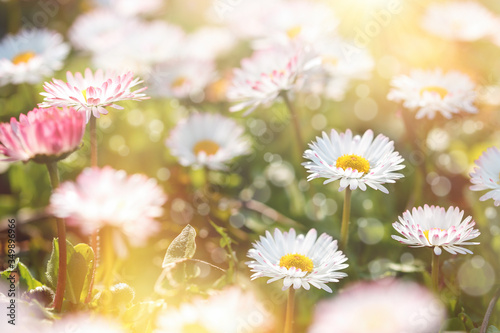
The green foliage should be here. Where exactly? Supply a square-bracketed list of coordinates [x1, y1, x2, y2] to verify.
[46, 239, 95, 304]
[1, 258, 43, 291]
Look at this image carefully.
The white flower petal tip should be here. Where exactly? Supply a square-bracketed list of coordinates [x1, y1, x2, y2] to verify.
[470, 146, 500, 206]
[246, 228, 348, 292]
[392, 205, 480, 255]
[303, 128, 405, 193]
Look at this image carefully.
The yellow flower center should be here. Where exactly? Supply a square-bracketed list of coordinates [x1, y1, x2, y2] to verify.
[182, 323, 210, 333]
[419, 86, 448, 99]
[286, 26, 302, 39]
[193, 140, 220, 156]
[279, 253, 314, 273]
[12, 51, 36, 65]
[335, 154, 370, 174]
[172, 77, 187, 89]
[423, 228, 446, 241]
[82, 89, 87, 102]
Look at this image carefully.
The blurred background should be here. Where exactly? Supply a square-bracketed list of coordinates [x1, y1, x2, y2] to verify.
[0, 0, 499, 331]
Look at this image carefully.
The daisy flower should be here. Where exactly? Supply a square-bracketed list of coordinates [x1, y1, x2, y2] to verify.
[0, 29, 69, 86]
[308, 279, 446, 333]
[207, 0, 279, 38]
[181, 27, 237, 61]
[147, 59, 215, 99]
[39, 68, 149, 122]
[421, 1, 495, 41]
[68, 9, 132, 53]
[387, 69, 477, 119]
[252, 0, 339, 50]
[246, 228, 348, 292]
[228, 47, 319, 114]
[166, 113, 251, 170]
[470, 147, 500, 206]
[303, 129, 405, 193]
[91, 0, 163, 17]
[0, 107, 85, 163]
[49, 166, 167, 246]
[91, 20, 185, 74]
[306, 38, 374, 101]
[391, 205, 480, 255]
[155, 287, 274, 333]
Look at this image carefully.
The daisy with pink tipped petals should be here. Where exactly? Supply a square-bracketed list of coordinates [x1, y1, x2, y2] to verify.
[50, 166, 167, 246]
[303, 129, 405, 193]
[228, 47, 318, 114]
[39, 68, 149, 122]
[470, 147, 500, 206]
[246, 228, 348, 292]
[392, 205, 480, 256]
[0, 107, 85, 163]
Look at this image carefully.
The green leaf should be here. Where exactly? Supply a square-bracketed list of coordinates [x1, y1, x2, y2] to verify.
[1, 258, 43, 291]
[162, 225, 196, 268]
[45, 239, 94, 304]
[443, 317, 466, 331]
[74, 244, 95, 303]
[488, 326, 500, 333]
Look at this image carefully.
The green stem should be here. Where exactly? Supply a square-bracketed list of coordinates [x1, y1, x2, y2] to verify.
[86, 116, 99, 302]
[284, 287, 295, 333]
[480, 287, 500, 333]
[46, 162, 66, 313]
[340, 188, 352, 249]
[431, 250, 439, 292]
[281, 92, 305, 158]
[100, 227, 114, 288]
[90, 116, 98, 167]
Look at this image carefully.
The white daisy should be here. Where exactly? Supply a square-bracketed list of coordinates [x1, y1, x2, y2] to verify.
[392, 205, 480, 256]
[91, 20, 185, 74]
[0, 29, 69, 86]
[251, 0, 339, 50]
[387, 69, 477, 119]
[305, 37, 374, 101]
[166, 113, 251, 170]
[421, 1, 495, 41]
[228, 46, 319, 114]
[207, 0, 280, 38]
[470, 147, 500, 206]
[308, 278, 446, 333]
[180, 27, 237, 61]
[303, 129, 405, 193]
[246, 228, 348, 293]
[147, 59, 215, 99]
[68, 9, 132, 53]
[92, 0, 163, 17]
[39, 68, 149, 122]
[155, 287, 274, 333]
